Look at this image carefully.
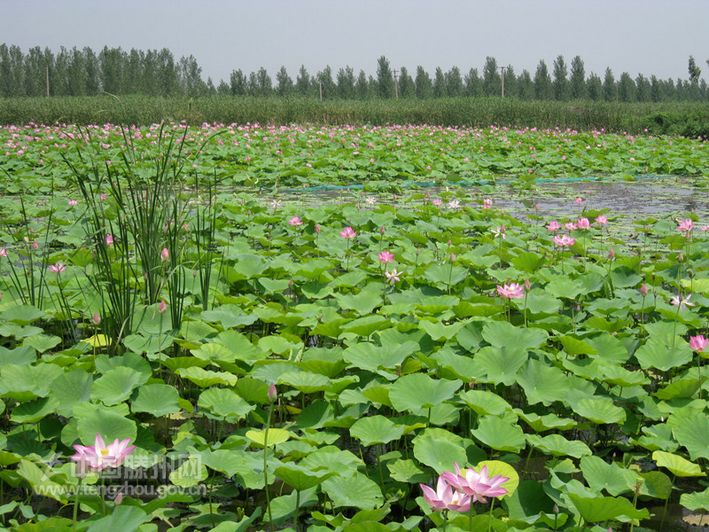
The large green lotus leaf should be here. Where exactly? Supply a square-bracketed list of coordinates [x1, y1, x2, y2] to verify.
[123, 333, 173, 355]
[22, 334, 61, 353]
[215, 330, 266, 364]
[91, 367, 149, 406]
[610, 266, 642, 288]
[131, 384, 180, 417]
[16, 460, 66, 503]
[568, 494, 649, 523]
[517, 410, 577, 432]
[545, 278, 585, 299]
[175, 367, 237, 387]
[580, 456, 639, 496]
[516, 359, 569, 406]
[526, 434, 591, 459]
[170, 455, 208, 487]
[503, 479, 556, 521]
[471, 346, 528, 386]
[246, 428, 292, 448]
[634, 338, 692, 371]
[430, 349, 483, 381]
[524, 290, 561, 314]
[476, 460, 520, 499]
[424, 263, 468, 289]
[599, 363, 649, 387]
[388, 373, 461, 412]
[95, 352, 151, 379]
[412, 428, 468, 474]
[340, 315, 390, 336]
[278, 371, 330, 393]
[258, 278, 291, 294]
[274, 464, 334, 491]
[349, 415, 405, 446]
[0, 304, 46, 324]
[300, 446, 362, 474]
[0, 363, 63, 400]
[335, 288, 382, 316]
[258, 335, 303, 356]
[200, 449, 265, 488]
[266, 487, 319, 523]
[322, 471, 383, 510]
[652, 451, 705, 477]
[471, 415, 526, 453]
[0, 345, 36, 366]
[459, 390, 512, 416]
[587, 333, 630, 363]
[419, 319, 469, 341]
[342, 341, 418, 377]
[481, 321, 548, 350]
[387, 459, 428, 484]
[198, 388, 254, 422]
[667, 411, 709, 461]
[632, 423, 679, 453]
[201, 305, 258, 329]
[74, 403, 137, 445]
[680, 488, 709, 512]
[638, 471, 672, 500]
[572, 397, 626, 425]
[10, 396, 58, 424]
[559, 335, 598, 356]
[87, 506, 150, 532]
[655, 377, 702, 400]
[50, 369, 93, 416]
[227, 254, 267, 280]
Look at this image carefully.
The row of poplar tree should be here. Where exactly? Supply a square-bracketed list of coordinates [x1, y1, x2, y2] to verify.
[1, 44, 707, 102]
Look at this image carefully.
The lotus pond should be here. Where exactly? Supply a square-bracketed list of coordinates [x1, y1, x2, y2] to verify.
[0, 123, 707, 531]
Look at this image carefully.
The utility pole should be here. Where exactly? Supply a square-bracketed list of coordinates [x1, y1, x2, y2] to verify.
[393, 69, 399, 99]
[499, 66, 507, 98]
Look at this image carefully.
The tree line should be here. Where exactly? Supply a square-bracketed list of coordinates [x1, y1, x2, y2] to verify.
[1, 44, 707, 102]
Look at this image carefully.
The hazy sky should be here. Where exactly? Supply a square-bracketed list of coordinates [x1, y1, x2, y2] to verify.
[2, 0, 708, 82]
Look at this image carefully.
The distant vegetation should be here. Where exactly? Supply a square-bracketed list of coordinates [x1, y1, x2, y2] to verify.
[0, 96, 707, 137]
[1, 43, 707, 103]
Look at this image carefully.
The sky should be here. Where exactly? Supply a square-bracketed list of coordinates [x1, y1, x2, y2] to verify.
[2, 0, 708, 83]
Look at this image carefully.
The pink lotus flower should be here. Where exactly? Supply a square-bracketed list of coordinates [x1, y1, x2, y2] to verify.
[49, 262, 66, 274]
[160, 248, 170, 262]
[565, 222, 578, 231]
[689, 335, 707, 353]
[577, 217, 591, 230]
[419, 475, 471, 513]
[379, 250, 395, 263]
[91, 312, 101, 325]
[288, 216, 303, 227]
[267, 383, 278, 402]
[314, 224, 321, 234]
[432, 198, 443, 207]
[595, 215, 608, 225]
[492, 225, 506, 239]
[31, 240, 39, 250]
[441, 464, 509, 504]
[677, 219, 694, 234]
[497, 283, 525, 299]
[639, 283, 649, 296]
[340, 226, 357, 239]
[158, 300, 168, 313]
[105, 234, 114, 246]
[546, 220, 561, 232]
[68, 199, 78, 207]
[71, 434, 135, 473]
[385, 269, 401, 284]
[482, 198, 492, 209]
[575, 197, 584, 205]
[553, 235, 576, 247]
[0, 247, 7, 257]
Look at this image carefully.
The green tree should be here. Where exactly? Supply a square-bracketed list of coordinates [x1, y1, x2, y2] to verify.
[275, 66, 293, 96]
[229, 69, 247, 95]
[157, 48, 179, 96]
[688, 56, 701, 83]
[516, 69, 534, 99]
[376, 55, 395, 98]
[355, 69, 369, 99]
[618, 72, 635, 102]
[446, 66, 463, 97]
[587, 73, 602, 101]
[602, 67, 617, 101]
[569, 55, 586, 99]
[635, 74, 650, 101]
[414, 66, 432, 98]
[464, 68, 482, 96]
[552, 55, 569, 100]
[650, 75, 661, 101]
[336, 66, 355, 99]
[433, 67, 446, 97]
[295, 65, 311, 96]
[533, 60, 552, 100]
[398, 66, 415, 98]
[482, 56, 500, 96]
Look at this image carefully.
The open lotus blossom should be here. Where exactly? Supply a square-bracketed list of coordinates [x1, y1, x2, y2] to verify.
[689, 335, 707, 352]
[71, 434, 135, 473]
[553, 234, 576, 247]
[577, 217, 591, 230]
[482, 198, 492, 209]
[575, 197, 584, 205]
[160, 247, 170, 261]
[385, 268, 401, 284]
[378, 250, 395, 263]
[365, 196, 377, 206]
[492, 225, 506, 239]
[564, 222, 578, 231]
[497, 283, 525, 299]
[68, 199, 78, 206]
[441, 464, 510, 504]
[339, 226, 357, 239]
[49, 262, 66, 274]
[677, 219, 694, 234]
[270, 199, 282, 210]
[546, 220, 561, 232]
[595, 215, 608, 225]
[288, 216, 303, 226]
[431, 198, 443, 207]
[420, 475, 471, 513]
[447, 199, 461, 210]
[670, 294, 694, 310]
[105, 233, 113, 246]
